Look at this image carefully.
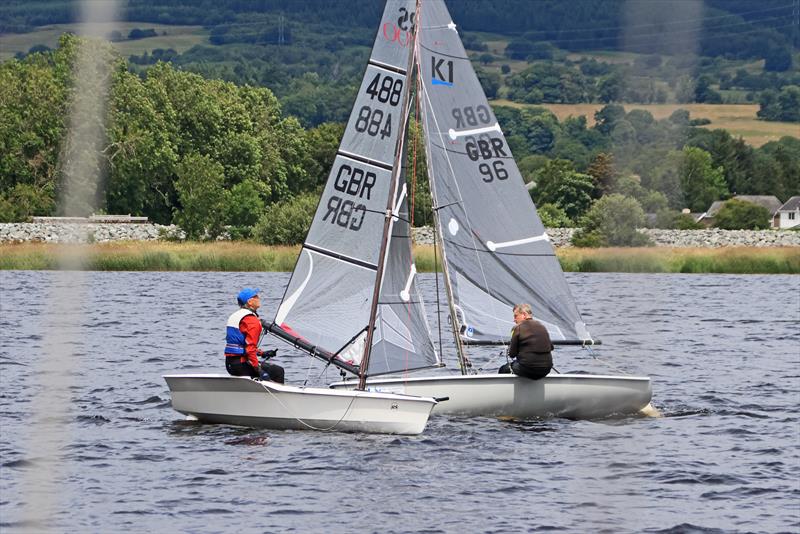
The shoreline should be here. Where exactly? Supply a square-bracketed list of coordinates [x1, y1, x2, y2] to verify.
[1, 242, 798, 274]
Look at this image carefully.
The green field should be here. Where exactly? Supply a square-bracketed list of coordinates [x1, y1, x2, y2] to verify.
[0, 22, 208, 60]
[2, 242, 798, 274]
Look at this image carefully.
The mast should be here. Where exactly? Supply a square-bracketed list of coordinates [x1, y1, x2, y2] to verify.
[359, 9, 419, 390]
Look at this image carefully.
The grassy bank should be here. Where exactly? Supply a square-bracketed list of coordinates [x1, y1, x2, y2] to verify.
[2, 242, 798, 274]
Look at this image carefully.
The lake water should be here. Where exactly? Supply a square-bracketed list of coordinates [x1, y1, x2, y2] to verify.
[1, 271, 798, 533]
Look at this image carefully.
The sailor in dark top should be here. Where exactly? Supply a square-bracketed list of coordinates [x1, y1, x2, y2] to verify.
[499, 303, 553, 380]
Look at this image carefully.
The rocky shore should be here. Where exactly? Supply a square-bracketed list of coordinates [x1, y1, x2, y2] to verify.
[1, 223, 798, 248]
[410, 226, 799, 248]
[0, 223, 185, 243]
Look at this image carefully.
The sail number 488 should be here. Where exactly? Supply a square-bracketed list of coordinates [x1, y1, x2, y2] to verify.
[355, 73, 403, 139]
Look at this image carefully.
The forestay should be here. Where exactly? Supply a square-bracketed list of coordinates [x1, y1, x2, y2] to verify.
[272, 0, 439, 376]
[416, 0, 592, 344]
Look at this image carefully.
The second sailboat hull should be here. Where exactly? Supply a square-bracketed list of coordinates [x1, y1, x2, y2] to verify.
[164, 374, 437, 435]
[330, 373, 652, 420]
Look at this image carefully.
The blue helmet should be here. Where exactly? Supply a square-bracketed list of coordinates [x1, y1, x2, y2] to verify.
[237, 287, 260, 306]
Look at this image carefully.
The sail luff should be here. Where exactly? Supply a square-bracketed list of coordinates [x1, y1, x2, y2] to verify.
[359, 16, 419, 389]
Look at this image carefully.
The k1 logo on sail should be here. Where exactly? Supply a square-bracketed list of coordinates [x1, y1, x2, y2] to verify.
[432, 56, 453, 86]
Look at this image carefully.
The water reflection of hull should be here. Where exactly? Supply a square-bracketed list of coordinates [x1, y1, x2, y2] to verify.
[163, 374, 436, 435]
[331, 374, 652, 419]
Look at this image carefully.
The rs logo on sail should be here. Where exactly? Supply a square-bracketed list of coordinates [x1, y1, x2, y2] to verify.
[431, 56, 453, 86]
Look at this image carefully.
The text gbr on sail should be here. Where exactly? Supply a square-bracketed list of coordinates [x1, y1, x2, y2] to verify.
[322, 164, 376, 231]
[465, 135, 508, 183]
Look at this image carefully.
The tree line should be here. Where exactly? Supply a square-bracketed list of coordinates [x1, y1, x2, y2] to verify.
[1, 36, 798, 244]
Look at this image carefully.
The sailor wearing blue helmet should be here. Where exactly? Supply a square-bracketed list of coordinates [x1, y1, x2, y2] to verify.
[224, 287, 284, 383]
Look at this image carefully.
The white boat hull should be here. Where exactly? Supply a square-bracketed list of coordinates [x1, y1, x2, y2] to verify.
[163, 374, 437, 435]
[330, 373, 652, 419]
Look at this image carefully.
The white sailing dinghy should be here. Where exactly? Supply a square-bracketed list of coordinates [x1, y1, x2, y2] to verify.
[164, 0, 440, 435]
[329, 0, 652, 419]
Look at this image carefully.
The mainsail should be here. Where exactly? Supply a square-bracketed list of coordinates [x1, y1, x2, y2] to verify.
[416, 0, 592, 345]
[271, 0, 439, 377]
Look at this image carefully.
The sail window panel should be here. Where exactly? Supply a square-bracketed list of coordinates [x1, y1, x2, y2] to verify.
[370, 0, 417, 70]
[340, 64, 408, 168]
[305, 155, 393, 266]
[275, 250, 376, 357]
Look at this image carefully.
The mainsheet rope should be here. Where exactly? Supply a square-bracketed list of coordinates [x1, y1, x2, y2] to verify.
[260, 381, 358, 432]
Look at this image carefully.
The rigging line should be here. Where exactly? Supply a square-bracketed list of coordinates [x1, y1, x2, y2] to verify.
[411, 82, 418, 228]
[261, 383, 359, 432]
[477, 349, 509, 372]
[584, 345, 630, 376]
[433, 180, 444, 362]
[417, 58, 505, 349]
[413, 56, 446, 366]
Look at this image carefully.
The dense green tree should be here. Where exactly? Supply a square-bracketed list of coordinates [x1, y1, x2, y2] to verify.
[0, 33, 76, 214]
[694, 75, 722, 104]
[597, 72, 624, 103]
[687, 128, 756, 195]
[679, 147, 729, 212]
[107, 66, 180, 223]
[0, 183, 56, 222]
[713, 199, 771, 230]
[593, 104, 625, 136]
[757, 136, 800, 199]
[506, 63, 590, 104]
[173, 153, 227, 239]
[628, 148, 686, 209]
[517, 154, 550, 184]
[304, 122, 345, 189]
[758, 86, 800, 122]
[763, 45, 793, 72]
[252, 192, 317, 245]
[226, 179, 267, 239]
[536, 203, 573, 228]
[674, 75, 695, 104]
[531, 160, 594, 222]
[653, 209, 703, 229]
[476, 68, 501, 99]
[586, 152, 615, 196]
[572, 194, 651, 247]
